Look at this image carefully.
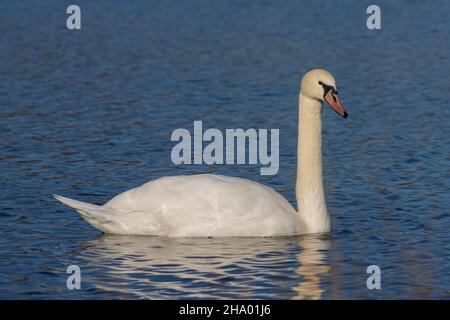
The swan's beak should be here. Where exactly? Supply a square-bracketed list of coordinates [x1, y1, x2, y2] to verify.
[324, 90, 348, 118]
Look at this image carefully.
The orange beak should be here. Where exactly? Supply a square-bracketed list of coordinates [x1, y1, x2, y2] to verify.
[324, 90, 348, 118]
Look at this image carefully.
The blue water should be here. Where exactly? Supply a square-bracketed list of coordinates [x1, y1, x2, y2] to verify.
[0, 0, 449, 299]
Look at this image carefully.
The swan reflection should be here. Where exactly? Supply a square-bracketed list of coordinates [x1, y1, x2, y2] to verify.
[293, 236, 331, 299]
[77, 234, 331, 299]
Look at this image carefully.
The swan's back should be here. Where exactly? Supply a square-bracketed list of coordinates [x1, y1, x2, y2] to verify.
[70, 174, 302, 237]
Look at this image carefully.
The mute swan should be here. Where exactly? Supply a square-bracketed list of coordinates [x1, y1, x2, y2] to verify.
[54, 69, 348, 237]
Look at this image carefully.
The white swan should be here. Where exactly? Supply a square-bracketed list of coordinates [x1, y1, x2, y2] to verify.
[54, 68, 348, 237]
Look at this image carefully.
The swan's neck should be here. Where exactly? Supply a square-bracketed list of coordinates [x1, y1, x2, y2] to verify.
[296, 92, 330, 233]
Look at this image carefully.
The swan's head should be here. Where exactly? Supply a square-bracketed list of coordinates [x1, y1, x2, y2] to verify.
[301, 68, 348, 118]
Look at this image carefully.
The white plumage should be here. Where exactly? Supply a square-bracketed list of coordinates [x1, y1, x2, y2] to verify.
[55, 174, 302, 237]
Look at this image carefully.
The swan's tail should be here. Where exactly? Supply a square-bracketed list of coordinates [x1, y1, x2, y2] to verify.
[53, 194, 118, 233]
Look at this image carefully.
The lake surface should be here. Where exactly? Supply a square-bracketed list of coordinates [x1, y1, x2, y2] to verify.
[0, 0, 449, 299]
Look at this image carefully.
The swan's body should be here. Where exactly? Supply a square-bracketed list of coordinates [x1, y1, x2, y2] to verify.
[55, 174, 303, 236]
[55, 69, 348, 237]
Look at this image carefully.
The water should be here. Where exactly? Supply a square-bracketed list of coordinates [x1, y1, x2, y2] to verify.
[0, 0, 449, 299]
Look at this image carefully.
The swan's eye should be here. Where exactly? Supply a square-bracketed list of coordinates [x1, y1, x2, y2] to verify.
[318, 81, 334, 95]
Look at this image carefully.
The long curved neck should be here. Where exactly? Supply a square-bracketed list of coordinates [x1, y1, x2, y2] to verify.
[296, 92, 330, 233]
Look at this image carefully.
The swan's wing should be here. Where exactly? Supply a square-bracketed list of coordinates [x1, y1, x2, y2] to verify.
[103, 174, 300, 236]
